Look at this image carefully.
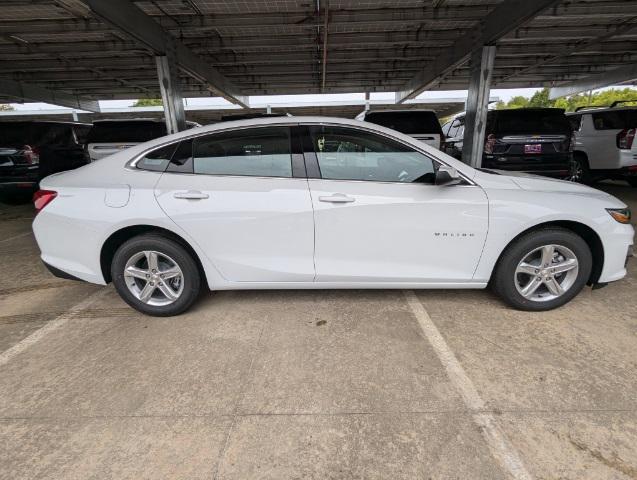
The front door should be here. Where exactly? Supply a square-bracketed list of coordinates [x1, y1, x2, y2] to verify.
[155, 126, 315, 283]
[304, 125, 488, 283]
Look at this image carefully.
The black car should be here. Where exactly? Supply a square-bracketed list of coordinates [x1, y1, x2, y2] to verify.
[442, 108, 574, 178]
[0, 121, 91, 199]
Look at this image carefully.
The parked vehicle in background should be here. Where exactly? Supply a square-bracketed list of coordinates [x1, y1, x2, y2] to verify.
[356, 110, 444, 149]
[567, 103, 637, 186]
[0, 121, 90, 200]
[86, 119, 199, 161]
[32, 116, 633, 317]
[442, 108, 575, 179]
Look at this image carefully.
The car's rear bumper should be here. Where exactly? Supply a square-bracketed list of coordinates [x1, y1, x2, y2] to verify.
[482, 153, 571, 178]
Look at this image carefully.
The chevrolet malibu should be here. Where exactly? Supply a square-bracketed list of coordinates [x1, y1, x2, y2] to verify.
[32, 117, 634, 316]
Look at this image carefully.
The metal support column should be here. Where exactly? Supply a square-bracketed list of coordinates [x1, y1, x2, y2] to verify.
[156, 51, 186, 134]
[462, 46, 496, 168]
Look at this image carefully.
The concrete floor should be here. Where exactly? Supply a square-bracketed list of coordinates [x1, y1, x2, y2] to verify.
[0, 183, 636, 480]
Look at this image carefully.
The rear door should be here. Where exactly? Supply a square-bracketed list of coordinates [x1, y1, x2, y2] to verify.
[303, 124, 488, 283]
[154, 125, 316, 283]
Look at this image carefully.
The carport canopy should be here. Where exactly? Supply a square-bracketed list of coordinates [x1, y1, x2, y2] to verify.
[1, 0, 637, 160]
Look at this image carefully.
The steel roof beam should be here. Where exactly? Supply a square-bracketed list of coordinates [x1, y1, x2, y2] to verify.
[79, 0, 247, 107]
[395, 0, 560, 103]
[0, 78, 100, 112]
[549, 63, 637, 99]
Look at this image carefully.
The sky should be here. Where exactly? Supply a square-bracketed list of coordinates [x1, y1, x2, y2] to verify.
[8, 88, 545, 111]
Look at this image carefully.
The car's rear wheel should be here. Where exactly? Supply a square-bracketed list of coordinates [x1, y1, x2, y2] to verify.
[111, 234, 201, 316]
[627, 177, 637, 188]
[567, 154, 592, 184]
[492, 228, 592, 311]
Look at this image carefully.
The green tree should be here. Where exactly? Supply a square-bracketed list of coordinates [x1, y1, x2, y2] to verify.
[132, 98, 162, 107]
[495, 87, 637, 112]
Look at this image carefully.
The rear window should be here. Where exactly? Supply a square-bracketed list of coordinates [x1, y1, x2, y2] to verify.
[87, 121, 167, 143]
[0, 122, 33, 147]
[591, 110, 637, 130]
[363, 111, 443, 135]
[0, 122, 76, 147]
[493, 110, 571, 134]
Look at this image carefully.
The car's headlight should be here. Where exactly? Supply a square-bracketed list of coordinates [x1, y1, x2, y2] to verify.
[607, 208, 632, 224]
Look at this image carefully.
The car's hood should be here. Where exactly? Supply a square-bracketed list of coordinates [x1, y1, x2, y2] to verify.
[475, 169, 626, 207]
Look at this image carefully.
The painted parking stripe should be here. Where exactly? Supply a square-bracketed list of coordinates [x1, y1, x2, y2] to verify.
[0, 231, 31, 244]
[403, 290, 533, 480]
[0, 288, 111, 367]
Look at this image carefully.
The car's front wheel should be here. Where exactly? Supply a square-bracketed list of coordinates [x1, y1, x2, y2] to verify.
[492, 228, 592, 311]
[111, 233, 202, 316]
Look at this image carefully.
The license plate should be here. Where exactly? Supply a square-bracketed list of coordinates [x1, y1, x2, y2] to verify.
[524, 144, 542, 154]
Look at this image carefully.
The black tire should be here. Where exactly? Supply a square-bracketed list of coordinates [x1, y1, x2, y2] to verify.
[627, 177, 637, 188]
[111, 233, 202, 316]
[491, 228, 592, 311]
[569, 154, 592, 185]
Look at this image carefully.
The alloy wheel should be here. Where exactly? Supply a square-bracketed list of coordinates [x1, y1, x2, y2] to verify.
[514, 244, 579, 302]
[123, 250, 184, 306]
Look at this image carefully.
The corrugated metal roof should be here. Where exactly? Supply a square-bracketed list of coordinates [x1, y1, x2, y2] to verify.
[0, 0, 635, 101]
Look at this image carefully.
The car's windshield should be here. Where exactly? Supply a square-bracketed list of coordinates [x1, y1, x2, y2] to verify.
[364, 112, 443, 135]
[87, 121, 167, 143]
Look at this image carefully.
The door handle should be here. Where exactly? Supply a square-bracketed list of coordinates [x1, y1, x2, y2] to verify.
[319, 193, 355, 203]
[173, 190, 209, 200]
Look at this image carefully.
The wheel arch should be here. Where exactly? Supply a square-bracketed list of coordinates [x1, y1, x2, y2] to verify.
[100, 224, 209, 286]
[491, 220, 604, 285]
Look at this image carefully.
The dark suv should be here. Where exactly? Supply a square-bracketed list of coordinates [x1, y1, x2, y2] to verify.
[0, 121, 91, 199]
[442, 108, 574, 178]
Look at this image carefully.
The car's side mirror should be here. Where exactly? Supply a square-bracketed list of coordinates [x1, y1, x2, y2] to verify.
[435, 165, 463, 186]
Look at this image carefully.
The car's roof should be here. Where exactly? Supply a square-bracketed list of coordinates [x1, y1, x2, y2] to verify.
[363, 109, 437, 114]
[92, 118, 165, 123]
[0, 120, 91, 126]
[567, 106, 637, 115]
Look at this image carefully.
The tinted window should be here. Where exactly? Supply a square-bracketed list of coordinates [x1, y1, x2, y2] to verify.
[493, 110, 571, 134]
[192, 127, 292, 177]
[35, 123, 75, 147]
[73, 124, 91, 144]
[137, 143, 179, 172]
[568, 115, 582, 131]
[87, 121, 167, 143]
[363, 111, 443, 135]
[310, 126, 436, 183]
[590, 111, 637, 130]
[1, 122, 34, 147]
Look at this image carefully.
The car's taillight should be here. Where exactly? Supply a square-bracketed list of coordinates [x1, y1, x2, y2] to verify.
[484, 134, 496, 154]
[617, 128, 636, 150]
[23, 145, 40, 164]
[33, 189, 57, 214]
[569, 132, 576, 152]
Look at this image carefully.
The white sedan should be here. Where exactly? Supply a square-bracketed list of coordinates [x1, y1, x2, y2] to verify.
[32, 117, 634, 316]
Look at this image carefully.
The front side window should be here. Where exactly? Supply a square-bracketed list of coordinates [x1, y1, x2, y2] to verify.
[310, 126, 436, 183]
[192, 127, 292, 178]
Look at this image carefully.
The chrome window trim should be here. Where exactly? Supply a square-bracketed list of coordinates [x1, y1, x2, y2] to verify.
[126, 121, 477, 186]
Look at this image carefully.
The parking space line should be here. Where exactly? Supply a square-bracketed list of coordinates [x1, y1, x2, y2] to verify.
[0, 231, 32, 244]
[0, 288, 110, 367]
[403, 290, 533, 480]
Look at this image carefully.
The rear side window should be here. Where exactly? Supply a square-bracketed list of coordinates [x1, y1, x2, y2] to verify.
[137, 143, 179, 172]
[34, 123, 75, 147]
[1, 122, 33, 147]
[592, 111, 628, 130]
[87, 121, 167, 143]
[363, 112, 443, 135]
[493, 110, 571, 134]
[73, 124, 91, 144]
[192, 127, 292, 178]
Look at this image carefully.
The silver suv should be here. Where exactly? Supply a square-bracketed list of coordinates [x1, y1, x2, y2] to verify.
[567, 103, 637, 186]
